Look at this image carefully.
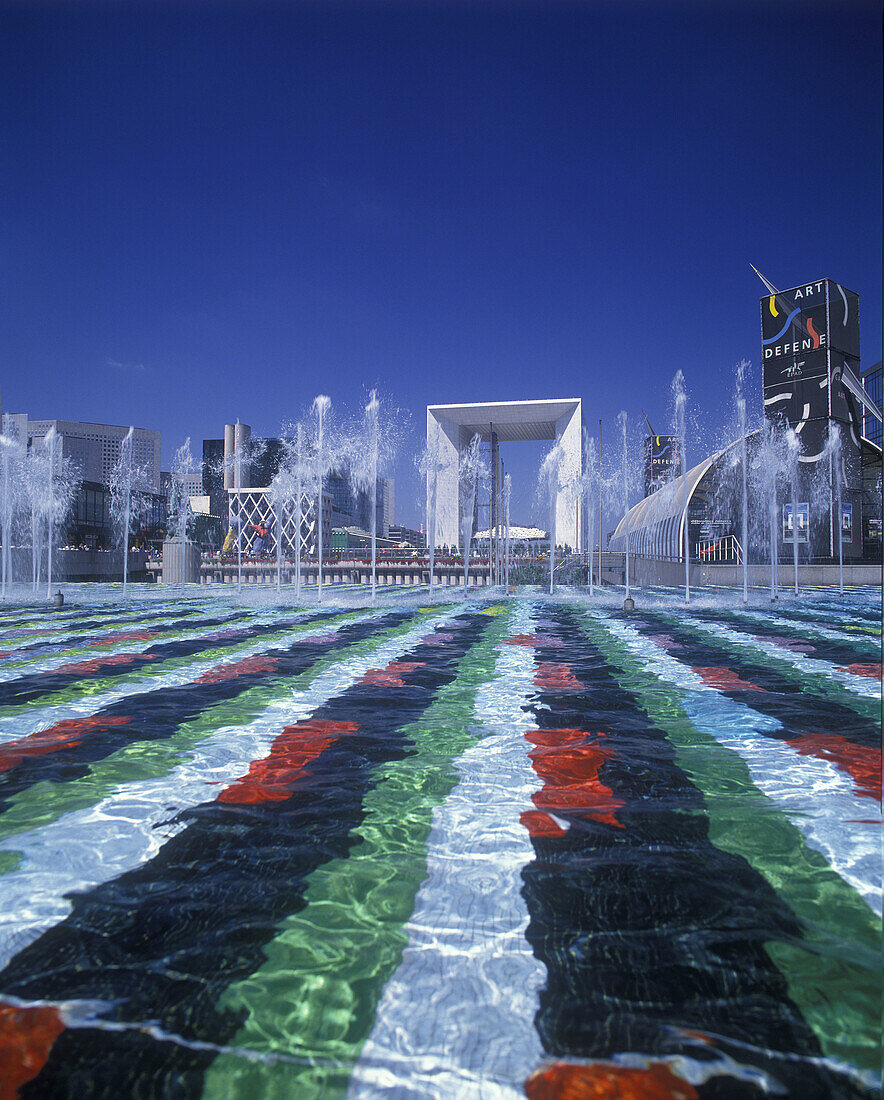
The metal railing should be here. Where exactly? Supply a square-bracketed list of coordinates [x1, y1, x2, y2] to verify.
[695, 534, 743, 564]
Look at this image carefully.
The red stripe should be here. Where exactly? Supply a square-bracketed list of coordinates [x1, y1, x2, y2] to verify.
[0, 1001, 66, 1100]
[838, 662, 882, 681]
[693, 666, 766, 692]
[519, 809, 569, 838]
[360, 661, 426, 686]
[524, 728, 624, 830]
[56, 653, 161, 675]
[87, 629, 161, 648]
[194, 656, 280, 684]
[0, 716, 133, 773]
[525, 1060, 698, 1099]
[534, 663, 584, 691]
[217, 719, 360, 804]
[786, 733, 882, 800]
[507, 634, 564, 648]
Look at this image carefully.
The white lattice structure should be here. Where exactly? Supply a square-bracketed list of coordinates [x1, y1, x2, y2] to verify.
[227, 487, 319, 556]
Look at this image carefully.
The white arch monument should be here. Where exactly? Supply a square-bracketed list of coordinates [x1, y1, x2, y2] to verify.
[426, 398, 583, 550]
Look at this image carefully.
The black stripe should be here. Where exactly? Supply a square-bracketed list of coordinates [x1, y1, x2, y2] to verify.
[520, 605, 866, 1099]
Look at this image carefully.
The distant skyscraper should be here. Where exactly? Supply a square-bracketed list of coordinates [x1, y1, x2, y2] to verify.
[383, 478, 395, 534]
[12, 416, 161, 490]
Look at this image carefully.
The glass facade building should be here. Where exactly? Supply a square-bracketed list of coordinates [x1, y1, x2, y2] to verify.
[862, 361, 882, 448]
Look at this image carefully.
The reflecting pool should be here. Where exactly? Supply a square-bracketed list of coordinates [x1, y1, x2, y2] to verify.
[0, 588, 879, 1098]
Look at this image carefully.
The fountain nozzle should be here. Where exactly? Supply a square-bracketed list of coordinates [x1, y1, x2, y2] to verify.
[52, 590, 64, 608]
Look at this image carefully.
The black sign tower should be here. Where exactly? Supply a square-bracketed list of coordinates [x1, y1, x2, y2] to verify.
[760, 276, 864, 557]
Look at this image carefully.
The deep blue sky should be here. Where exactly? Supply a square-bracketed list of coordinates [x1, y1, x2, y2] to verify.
[2, 0, 881, 527]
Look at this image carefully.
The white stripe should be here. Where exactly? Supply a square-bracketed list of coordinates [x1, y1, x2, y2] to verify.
[351, 602, 546, 1099]
[0, 608, 458, 969]
[763, 392, 792, 406]
[589, 611, 881, 914]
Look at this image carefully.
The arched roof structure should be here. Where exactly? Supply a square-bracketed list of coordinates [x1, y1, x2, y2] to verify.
[609, 438, 741, 560]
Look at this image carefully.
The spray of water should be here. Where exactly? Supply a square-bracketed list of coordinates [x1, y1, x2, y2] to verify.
[735, 359, 751, 602]
[110, 429, 150, 596]
[346, 391, 402, 605]
[503, 472, 512, 591]
[752, 419, 790, 601]
[418, 432, 447, 599]
[270, 425, 305, 595]
[784, 427, 802, 595]
[617, 411, 631, 598]
[0, 418, 24, 597]
[822, 423, 845, 593]
[539, 442, 565, 595]
[458, 434, 486, 593]
[582, 430, 597, 597]
[171, 438, 199, 587]
[311, 396, 331, 603]
[672, 371, 690, 603]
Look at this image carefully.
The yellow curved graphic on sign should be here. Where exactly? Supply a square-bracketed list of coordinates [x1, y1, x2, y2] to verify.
[768, 295, 779, 318]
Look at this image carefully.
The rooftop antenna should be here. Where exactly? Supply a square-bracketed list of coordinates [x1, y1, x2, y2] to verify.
[641, 409, 655, 437]
[749, 263, 779, 296]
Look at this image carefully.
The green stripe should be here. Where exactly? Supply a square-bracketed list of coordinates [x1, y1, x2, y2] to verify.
[577, 609, 882, 1078]
[201, 605, 512, 1099]
[0, 610, 436, 848]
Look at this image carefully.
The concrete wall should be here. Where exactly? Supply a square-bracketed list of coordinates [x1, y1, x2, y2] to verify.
[623, 555, 882, 589]
[54, 549, 150, 582]
[427, 410, 460, 548]
[555, 402, 582, 550]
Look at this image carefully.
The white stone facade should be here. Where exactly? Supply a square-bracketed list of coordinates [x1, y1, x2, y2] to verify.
[426, 399, 583, 550]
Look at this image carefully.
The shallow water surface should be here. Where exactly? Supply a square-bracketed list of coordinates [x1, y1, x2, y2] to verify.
[0, 589, 879, 1098]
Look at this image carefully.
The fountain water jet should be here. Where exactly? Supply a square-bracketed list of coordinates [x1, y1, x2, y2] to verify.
[0, 418, 24, 598]
[586, 434, 599, 597]
[672, 372, 690, 603]
[503, 472, 512, 591]
[348, 391, 400, 605]
[312, 396, 331, 604]
[419, 433, 447, 599]
[539, 442, 565, 595]
[785, 427, 801, 596]
[458, 435, 486, 593]
[618, 411, 631, 602]
[822, 423, 846, 594]
[735, 360, 750, 603]
[171, 437, 199, 587]
[110, 428, 151, 596]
